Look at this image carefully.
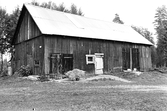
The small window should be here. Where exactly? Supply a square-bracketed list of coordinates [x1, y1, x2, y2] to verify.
[86, 55, 95, 64]
[34, 60, 40, 66]
[88, 57, 93, 61]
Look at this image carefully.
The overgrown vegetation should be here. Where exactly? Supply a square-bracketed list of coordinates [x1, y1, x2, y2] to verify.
[14, 65, 32, 77]
[0, 69, 8, 77]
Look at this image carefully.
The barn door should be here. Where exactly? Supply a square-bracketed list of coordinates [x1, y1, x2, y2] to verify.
[50, 53, 62, 74]
[50, 53, 73, 74]
[132, 48, 140, 70]
[62, 54, 73, 74]
[122, 48, 139, 70]
[95, 53, 104, 74]
[27, 55, 34, 73]
[122, 48, 130, 70]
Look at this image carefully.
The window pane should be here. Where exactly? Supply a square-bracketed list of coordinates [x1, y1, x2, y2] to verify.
[88, 57, 93, 61]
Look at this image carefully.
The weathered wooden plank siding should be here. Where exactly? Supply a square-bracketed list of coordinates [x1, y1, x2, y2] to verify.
[141, 46, 152, 71]
[15, 10, 41, 44]
[44, 35, 152, 74]
[13, 35, 152, 75]
[12, 8, 44, 74]
[13, 37, 44, 75]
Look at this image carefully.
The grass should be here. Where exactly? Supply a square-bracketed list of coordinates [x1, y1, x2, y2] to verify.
[110, 71, 167, 85]
[0, 71, 166, 110]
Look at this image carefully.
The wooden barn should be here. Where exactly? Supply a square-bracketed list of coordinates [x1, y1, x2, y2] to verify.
[12, 4, 152, 76]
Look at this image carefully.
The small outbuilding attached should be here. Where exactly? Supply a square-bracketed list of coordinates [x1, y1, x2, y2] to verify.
[12, 4, 152, 76]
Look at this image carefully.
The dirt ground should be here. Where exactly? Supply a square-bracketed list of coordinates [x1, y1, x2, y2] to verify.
[0, 71, 167, 111]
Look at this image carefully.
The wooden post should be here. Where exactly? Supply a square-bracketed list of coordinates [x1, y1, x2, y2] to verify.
[130, 48, 132, 70]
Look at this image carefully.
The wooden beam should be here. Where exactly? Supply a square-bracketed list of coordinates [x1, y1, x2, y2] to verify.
[130, 48, 132, 70]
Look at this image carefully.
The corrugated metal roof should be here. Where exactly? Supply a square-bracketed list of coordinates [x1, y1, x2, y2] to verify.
[25, 4, 152, 45]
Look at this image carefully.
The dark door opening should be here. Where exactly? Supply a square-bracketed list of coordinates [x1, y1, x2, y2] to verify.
[62, 54, 73, 74]
[122, 48, 130, 70]
[50, 53, 62, 74]
[122, 48, 140, 70]
[50, 53, 73, 75]
[132, 48, 140, 70]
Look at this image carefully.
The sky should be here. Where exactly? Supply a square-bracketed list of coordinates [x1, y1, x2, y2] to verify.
[0, 0, 167, 41]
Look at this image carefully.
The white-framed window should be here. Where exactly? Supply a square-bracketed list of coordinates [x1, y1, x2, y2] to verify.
[86, 55, 95, 64]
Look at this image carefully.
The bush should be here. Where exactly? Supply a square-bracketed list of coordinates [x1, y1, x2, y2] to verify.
[0, 69, 8, 77]
[15, 65, 32, 77]
[65, 69, 85, 81]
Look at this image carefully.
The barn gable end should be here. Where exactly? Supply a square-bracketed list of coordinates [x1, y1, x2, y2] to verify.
[13, 6, 41, 45]
[12, 6, 44, 75]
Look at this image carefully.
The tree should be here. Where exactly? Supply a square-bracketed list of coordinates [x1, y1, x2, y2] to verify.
[6, 7, 20, 52]
[154, 5, 167, 67]
[30, 1, 84, 16]
[0, 7, 8, 54]
[70, 3, 78, 15]
[70, 3, 84, 16]
[0, 7, 8, 71]
[0, 7, 20, 53]
[0, 6, 20, 71]
[30, 0, 40, 6]
[56, 2, 69, 12]
[78, 8, 83, 16]
[113, 14, 124, 24]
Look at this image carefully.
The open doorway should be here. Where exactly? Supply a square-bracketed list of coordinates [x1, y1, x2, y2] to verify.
[50, 53, 73, 75]
[122, 48, 140, 70]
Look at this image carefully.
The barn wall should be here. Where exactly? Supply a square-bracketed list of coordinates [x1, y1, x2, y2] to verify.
[139, 46, 152, 71]
[44, 35, 152, 74]
[14, 10, 41, 44]
[13, 36, 44, 75]
[12, 8, 44, 75]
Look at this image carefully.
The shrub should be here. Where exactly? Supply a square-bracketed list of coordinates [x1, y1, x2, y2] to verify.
[15, 65, 32, 77]
[65, 69, 85, 81]
[0, 69, 8, 77]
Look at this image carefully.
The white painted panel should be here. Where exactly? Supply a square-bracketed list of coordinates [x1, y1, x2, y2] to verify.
[96, 57, 103, 69]
[95, 56, 103, 74]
